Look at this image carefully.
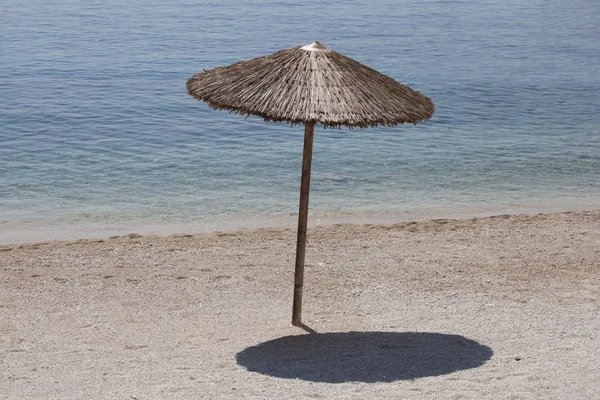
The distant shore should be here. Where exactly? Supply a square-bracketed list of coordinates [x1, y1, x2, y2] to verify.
[2, 209, 599, 398]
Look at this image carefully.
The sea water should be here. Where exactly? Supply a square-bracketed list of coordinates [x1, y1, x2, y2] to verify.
[1, 0, 599, 243]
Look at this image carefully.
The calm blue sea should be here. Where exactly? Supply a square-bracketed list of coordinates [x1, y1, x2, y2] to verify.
[1, 0, 599, 243]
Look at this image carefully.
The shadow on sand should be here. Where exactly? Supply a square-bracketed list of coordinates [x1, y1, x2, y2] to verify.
[236, 331, 492, 383]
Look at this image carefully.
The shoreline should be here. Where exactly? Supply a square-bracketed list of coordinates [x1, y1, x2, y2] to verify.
[2, 201, 599, 246]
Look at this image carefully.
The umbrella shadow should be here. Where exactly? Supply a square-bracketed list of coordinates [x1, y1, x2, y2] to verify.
[236, 331, 492, 383]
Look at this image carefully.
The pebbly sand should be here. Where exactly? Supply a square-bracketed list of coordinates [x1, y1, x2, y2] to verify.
[1, 210, 599, 399]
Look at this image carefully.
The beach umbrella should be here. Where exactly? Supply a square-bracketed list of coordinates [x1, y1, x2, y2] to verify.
[187, 41, 434, 327]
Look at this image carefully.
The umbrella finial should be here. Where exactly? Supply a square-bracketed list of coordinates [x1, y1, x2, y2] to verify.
[301, 41, 331, 52]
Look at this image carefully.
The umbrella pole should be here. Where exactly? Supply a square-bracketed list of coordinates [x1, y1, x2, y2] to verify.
[292, 122, 315, 326]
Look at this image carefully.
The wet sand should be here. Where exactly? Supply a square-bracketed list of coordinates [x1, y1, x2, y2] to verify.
[1, 210, 599, 399]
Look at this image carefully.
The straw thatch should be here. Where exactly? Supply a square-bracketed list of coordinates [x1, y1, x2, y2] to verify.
[187, 42, 434, 128]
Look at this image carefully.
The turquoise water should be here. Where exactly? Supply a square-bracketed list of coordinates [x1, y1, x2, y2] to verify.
[1, 0, 599, 243]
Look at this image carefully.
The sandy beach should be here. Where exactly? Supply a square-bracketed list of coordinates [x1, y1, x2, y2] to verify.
[1, 210, 599, 399]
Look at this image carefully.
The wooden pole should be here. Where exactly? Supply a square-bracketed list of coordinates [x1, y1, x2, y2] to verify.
[292, 122, 315, 326]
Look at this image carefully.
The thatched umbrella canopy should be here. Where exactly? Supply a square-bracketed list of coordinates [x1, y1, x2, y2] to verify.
[187, 42, 434, 328]
[187, 41, 433, 128]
